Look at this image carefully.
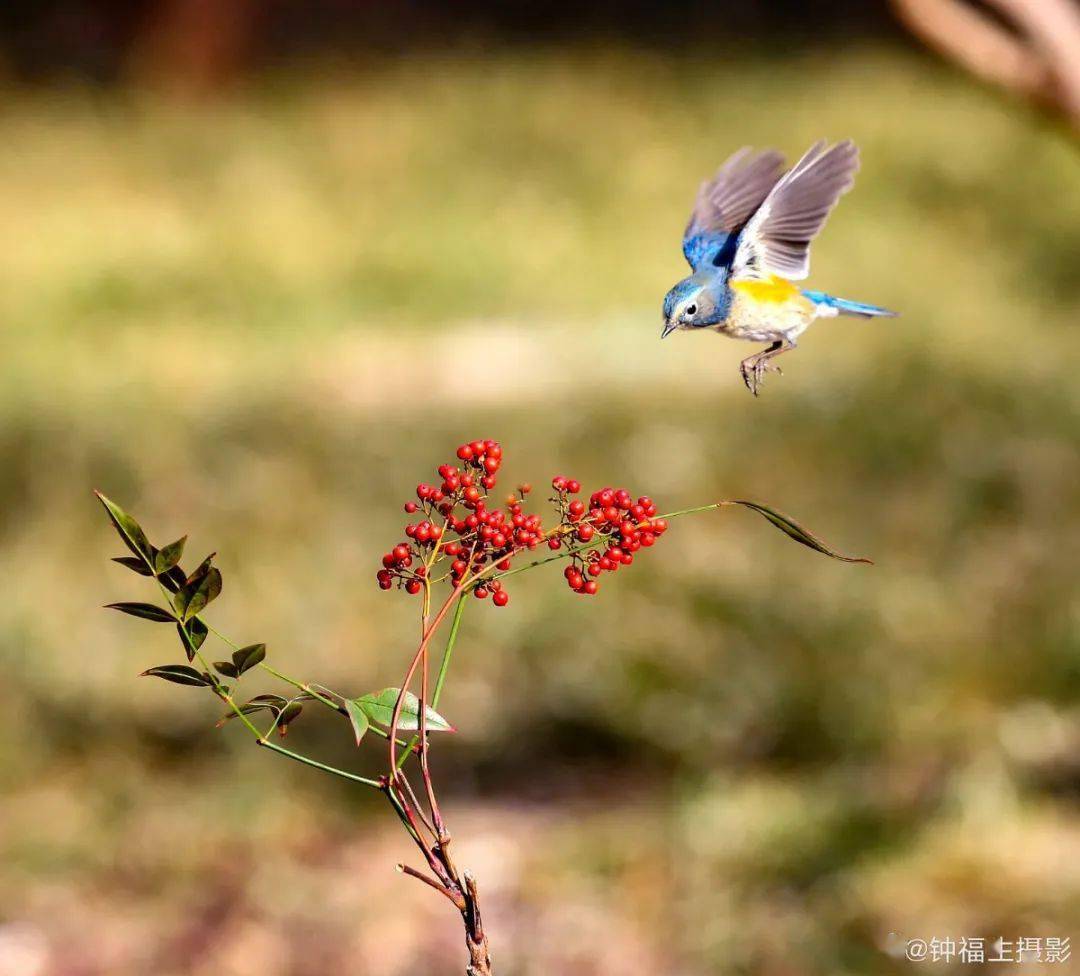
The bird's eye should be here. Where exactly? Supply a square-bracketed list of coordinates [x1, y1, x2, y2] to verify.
[685, 304, 697, 316]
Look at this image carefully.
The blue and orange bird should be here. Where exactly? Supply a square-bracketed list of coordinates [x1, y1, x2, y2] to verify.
[661, 140, 897, 395]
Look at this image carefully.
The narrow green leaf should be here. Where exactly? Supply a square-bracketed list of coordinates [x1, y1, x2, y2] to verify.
[277, 702, 303, 736]
[175, 619, 208, 661]
[231, 643, 266, 675]
[161, 564, 188, 594]
[185, 554, 216, 585]
[353, 688, 453, 732]
[154, 536, 187, 575]
[213, 661, 239, 679]
[727, 500, 874, 564]
[106, 602, 177, 623]
[344, 699, 370, 746]
[176, 566, 222, 621]
[95, 492, 154, 564]
[142, 664, 210, 687]
[112, 555, 154, 576]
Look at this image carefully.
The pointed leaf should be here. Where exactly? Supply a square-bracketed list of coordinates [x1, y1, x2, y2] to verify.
[353, 688, 453, 732]
[726, 500, 873, 564]
[161, 564, 188, 594]
[277, 702, 303, 737]
[142, 664, 211, 687]
[176, 566, 222, 621]
[106, 602, 177, 623]
[154, 536, 187, 575]
[231, 643, 266, 675]
[176, 618, 208, 661]
[185, 554, 216, 585]
[95, 492, 154, 564]
[112, 555, 154, 576]
[344, 698, 370, 746]
[213, 661, 239, 678]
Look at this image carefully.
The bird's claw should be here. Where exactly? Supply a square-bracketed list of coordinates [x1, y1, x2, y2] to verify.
[739, 355, 783, 396]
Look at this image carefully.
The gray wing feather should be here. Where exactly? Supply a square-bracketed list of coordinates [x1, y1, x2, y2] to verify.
[733, 140, 860, 281]
[685, 147, 786, 239]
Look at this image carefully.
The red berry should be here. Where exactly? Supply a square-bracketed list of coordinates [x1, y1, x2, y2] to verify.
[577, 524, 595, 542]
[474, 586, 489, 599]
[567, 571, 584, 590]
[493, 590, 509, 607]
[392, 544, 410, 562]
[566, 479, 581, 494]
[569, 500, 585, 519]
[552, 476, 567, 491]
[484, 456, 500, 474]
[582, 580, 598, 595]
[519, 483, 532, 495]
[405, 579, 422, 595]
[470, 440, 486, 457]
[404, 501, 418, 513]
[548, 538, 561, 550]
[457, 445, 474, 461]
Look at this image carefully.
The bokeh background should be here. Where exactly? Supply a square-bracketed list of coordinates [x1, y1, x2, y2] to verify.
[2, 3, 1079, 974]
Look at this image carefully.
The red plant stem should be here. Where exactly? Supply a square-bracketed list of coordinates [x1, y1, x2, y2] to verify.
[388, 583, 466, 820]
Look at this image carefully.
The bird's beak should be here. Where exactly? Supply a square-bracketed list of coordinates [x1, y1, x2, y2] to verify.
[660, 320, 677, 339]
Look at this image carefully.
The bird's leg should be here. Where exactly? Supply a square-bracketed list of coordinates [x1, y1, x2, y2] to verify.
[739, 339, 795, 396]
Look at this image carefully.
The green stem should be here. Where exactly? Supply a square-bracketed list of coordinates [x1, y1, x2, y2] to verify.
[393, 592, 469, 773]
[432, 592, 467, 708]
[258, 738, 381, 789]
[652, 501, 727, 520]
[145, 563, 379, 789]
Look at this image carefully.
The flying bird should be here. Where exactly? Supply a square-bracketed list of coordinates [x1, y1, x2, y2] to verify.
[661, 141, 896, 395]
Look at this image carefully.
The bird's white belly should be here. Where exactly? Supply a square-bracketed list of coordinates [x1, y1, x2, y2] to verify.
[719, 290, 815, 343]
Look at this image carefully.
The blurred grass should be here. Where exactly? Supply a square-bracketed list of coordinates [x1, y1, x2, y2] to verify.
[1, 46, 1079, 976]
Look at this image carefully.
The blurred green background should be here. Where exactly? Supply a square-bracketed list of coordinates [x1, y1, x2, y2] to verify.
[2, 4, 1079, 974]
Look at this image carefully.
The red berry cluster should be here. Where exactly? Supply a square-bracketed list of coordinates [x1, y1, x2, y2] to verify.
[376, 441, 666, 605]
[376, 439, 543, 608]
[549, 480, 667, 595]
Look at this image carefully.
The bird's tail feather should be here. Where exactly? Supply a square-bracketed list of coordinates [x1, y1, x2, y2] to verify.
[803, 290, 898, 319]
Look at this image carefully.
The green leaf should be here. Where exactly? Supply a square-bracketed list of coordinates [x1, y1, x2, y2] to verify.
[277, 702, 303, 736]
[213, 661, 239, 678]
[95, 492, 154, 564]
[154, 536, 187, 575]
[727, 500, 874, 565]
[185, 554, 216, 585]
[175, 565, 222, 621]
[176, 619, 208, 661]
[160, 564, 188, 594]
[112, 555, 154, 576]
[106, 602, 177, 623]
[231, 643, 266, 675]
[344, 698, 370, 746]
[353, 688, 453, 732]
[142, 664, 210, 687]
[217, 694, 288, 727]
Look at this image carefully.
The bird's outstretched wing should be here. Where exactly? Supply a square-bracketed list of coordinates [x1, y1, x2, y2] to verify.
[682, 147, 786, 270]
[732, 140, 859, 282]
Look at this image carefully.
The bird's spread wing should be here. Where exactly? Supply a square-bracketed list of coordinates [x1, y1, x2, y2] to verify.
[682, 147, 785, 270]
[732, 140, 859, 282]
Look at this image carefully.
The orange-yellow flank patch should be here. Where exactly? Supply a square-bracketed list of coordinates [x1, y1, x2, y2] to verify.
[731, 276, 803, 304]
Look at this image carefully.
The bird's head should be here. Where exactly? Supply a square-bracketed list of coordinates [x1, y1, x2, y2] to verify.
[661, 274, 722, 338]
